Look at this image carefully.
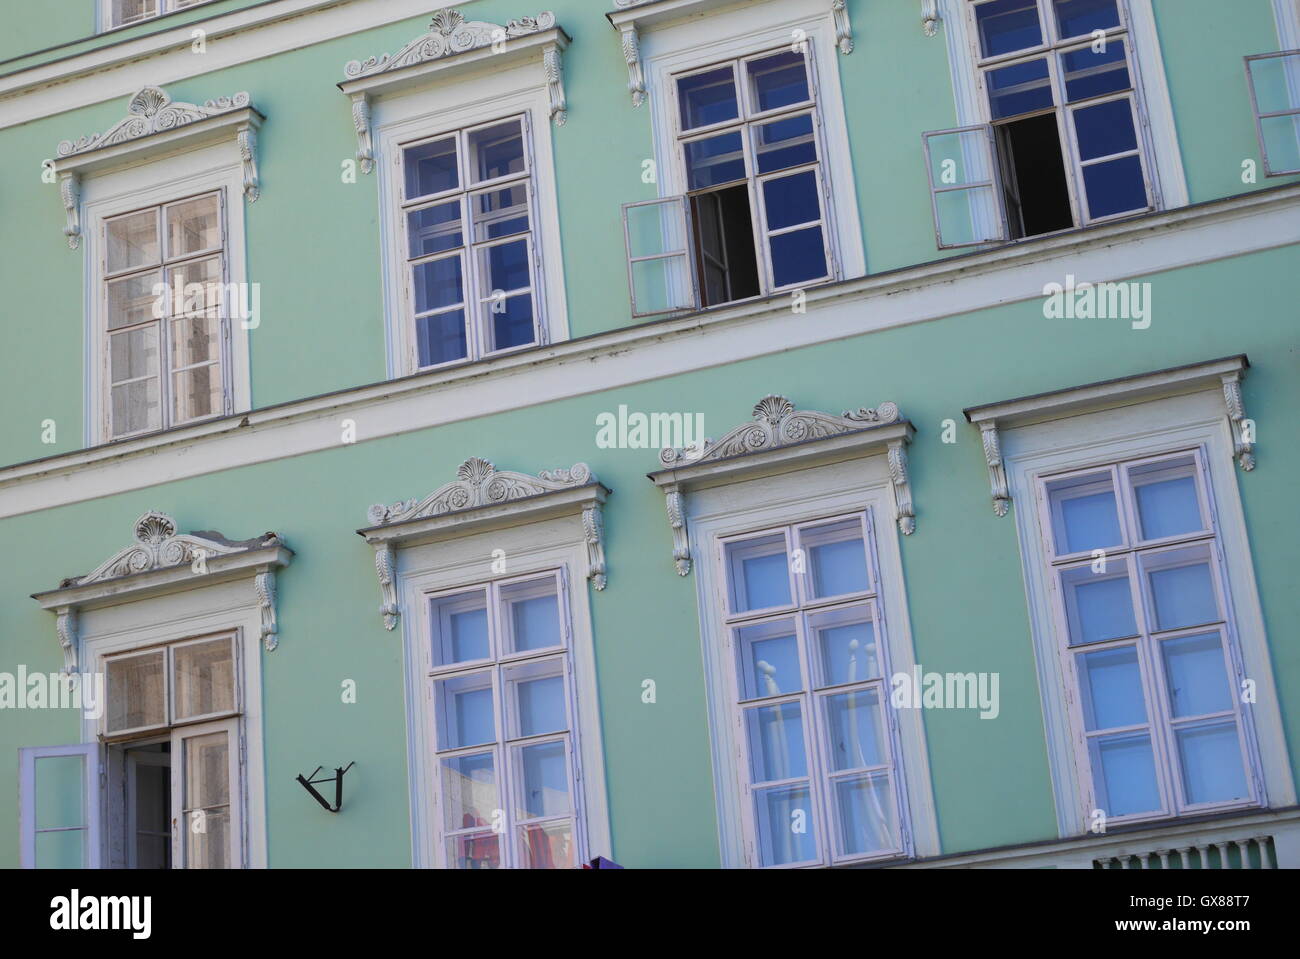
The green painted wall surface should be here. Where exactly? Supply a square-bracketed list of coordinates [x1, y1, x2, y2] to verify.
[1, 244, 1297, 866]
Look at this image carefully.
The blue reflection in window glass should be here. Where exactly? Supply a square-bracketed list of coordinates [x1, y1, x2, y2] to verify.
[1073, 98, 1137, 160]
[1054, 0, 1120, 38]
[763, 172, 820, 231]
[987, 58, 1054, 119]
[1061, 41, 1130, 102]
[678, 67, 739, 129]
[749, 51, 809, 111]
[976, 0, 1043, 58]
[1082, 155, 1147, 218]
[770, 226, 827, 287]
[491, 294, 535, 352]
[417, 309, 467, 367]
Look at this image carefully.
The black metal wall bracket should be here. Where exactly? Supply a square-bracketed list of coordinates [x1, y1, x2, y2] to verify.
[296, 762, 355, 813]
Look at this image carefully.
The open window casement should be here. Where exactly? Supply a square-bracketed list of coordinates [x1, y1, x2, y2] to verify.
[921, 124, 1010, 248]
[622, 196, 700, 316]
[1244, 50, 1300, 177]
[20, 744, 103, 868]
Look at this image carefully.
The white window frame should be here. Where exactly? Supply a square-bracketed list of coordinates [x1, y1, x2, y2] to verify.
[641, 0, 866, 290]
[99, 0, 216, 32]
[395, 521, 610, 868]
[19, 743, 103, 869]
[1000, 388, 1295, 837]
[82, 144, 252, 447]
[1035, 448, 1263, 826]
[687, 458, 939, 867]
[375, 69, 568, 379]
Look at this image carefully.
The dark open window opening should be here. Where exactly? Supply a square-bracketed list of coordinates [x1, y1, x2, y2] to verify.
[690, 185, 761, 307]
[994, 112, 1075, 239]
[118, 741, 172, 869]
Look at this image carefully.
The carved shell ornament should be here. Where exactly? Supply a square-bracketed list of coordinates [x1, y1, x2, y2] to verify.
[368, 458, 596, 526]
[344, 8, 558, 78]
[56, 86, 252, 157]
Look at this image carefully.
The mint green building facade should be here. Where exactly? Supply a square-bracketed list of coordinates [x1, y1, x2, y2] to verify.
[0, 0, 1298, 869]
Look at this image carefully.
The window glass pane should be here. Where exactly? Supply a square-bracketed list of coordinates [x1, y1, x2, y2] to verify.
[1081, 154, 1147, 218]
[1060, 561, 1137, 645]
[500, 577, 561, 653]
[745, 701, 808, 782]
[107, 209, 159, 273]
[185, 808, 230, 869]
[430, 589, 489, 667]
[736, 619, 802, 698]
[447, 832, 500, 869]
[404, 137, 458, 199]
[35, 756, 85, 831]
[625, 200, 688, 258]
[823, 687, 887, 771]
[468, 120, 525, 184]
[472, 185, 530, 242]
[1176, 721, 1249, 805]
[678, 66, 739, 130]
[833, 771, 897, 857]
[408, 201, 463, 258]
[173, 365, 220, 423]
[165, 195, 220, 258]
[171, 313, 220, 371]
[505, 659, 566, 737]
[1076, 645, 1145, 730]
[1161, 632, 1232, 718]
[1144, 545, 1219, 632]
[173, 638, 235, 720]
[1072, 97, 1137, 159]
[684, 132, 746, 189]
[809, 605, 878, 686]
[477, 239, 531, 296]
[754, 783, 816, 865]
[436, 672, 495, 750]
[106, 651, 166, 732]
[486, 293, 535, 353]
[521, 820, 575, 868]
[112, 0, 159, 26]
[107, 271, 162, 330]
[1130, 457, 1203, 540]
[746, 50, 810, 112]
[515, 741, 570, 819]
[441, 751, 497, 833]
[769, 225, 827, 286]
[975, 0, 1044, 58]
[1053, 0, 1120, 38]
[726, 534, 791, 612]
[182, 731, 230, 869]
[1046, 471, 1123, 555]
[934, 186, 1004, 246]
[630, 257, 693, 315]
[35, 828, 86, 869]
[1060, 41, 1130, 102]
[167, 255, 223, 322]
[416, 310, 467, 368]
[987, 57, 1054, 120]
[110, 376, 161, 436]
[800, 519, 869, 599]
[413, 254, 464, 314]
[1247, 51, 1300, 114]
[753, 113, 817, 173]
[762, 171, 821, 231]
[1091, 732, 1161, 816]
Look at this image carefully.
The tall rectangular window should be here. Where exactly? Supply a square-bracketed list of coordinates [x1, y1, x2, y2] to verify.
[399, 116, 542, 370]
[717, 512, 907, 867]
[1038, 449, 1259, 822]
[426, 571, 583, 869]
[101, 192, 229, 439]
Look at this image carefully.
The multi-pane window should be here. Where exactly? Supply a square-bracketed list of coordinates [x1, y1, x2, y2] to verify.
[924, 0, 1154, 246]
[1244, 49, 1300, 177]
[399, 117, 542, 370]
[102, 192, 229, 439]
[717, 513, 908, 867]
[107, 0, 212, 29]
[1038, 450, 1259, 824]
[622, 46, 835, 316]
[426, 571, 583, 869]
[102, 633, 242, 868]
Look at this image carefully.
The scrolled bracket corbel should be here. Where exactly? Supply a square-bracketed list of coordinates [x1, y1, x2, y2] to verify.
[375, 543, 399, 630]
[237, 124, 260, 202]
[59, 171, 81, 249]
[351, 92, 374, 175]
[980, 423, 1011, 516]
[543, 43, 568, 125]
[1221, 372, 1256, 471]
[55, 607, 79, 675]
[665, 486, 691, 576]
[254, 568, 278, 650]
[832, 0, 854, 54]
[583, 502, 607, 590]
[921, 0, 941, 37]
[620, 25, 647, 107]
[887, 439, 917, 535]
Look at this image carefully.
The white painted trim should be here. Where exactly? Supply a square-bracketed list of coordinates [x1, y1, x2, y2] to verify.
[19, 743, 103, 869]
[79, 143, 253, 447]
[75, 577, 271, 868]
[686, 458, 940, 867]
[373, 68, 570, 377]
[1, 183, 1296, 519]
[1275, 0, 1300, 49]
[393, 520, 612, 868]
[97, 0, 221, 34]
[0, 0, 490, 131]
[999, 389, 1294, 838]
[641, 0, 867, 279]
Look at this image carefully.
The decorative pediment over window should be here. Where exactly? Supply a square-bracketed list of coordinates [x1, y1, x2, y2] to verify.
[648, 396, 916, 576]
[359, 458, 609, 630]
[31, 512, 292, 674]
[50, 85, 262, 249]
[339, 8, 569, 174]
